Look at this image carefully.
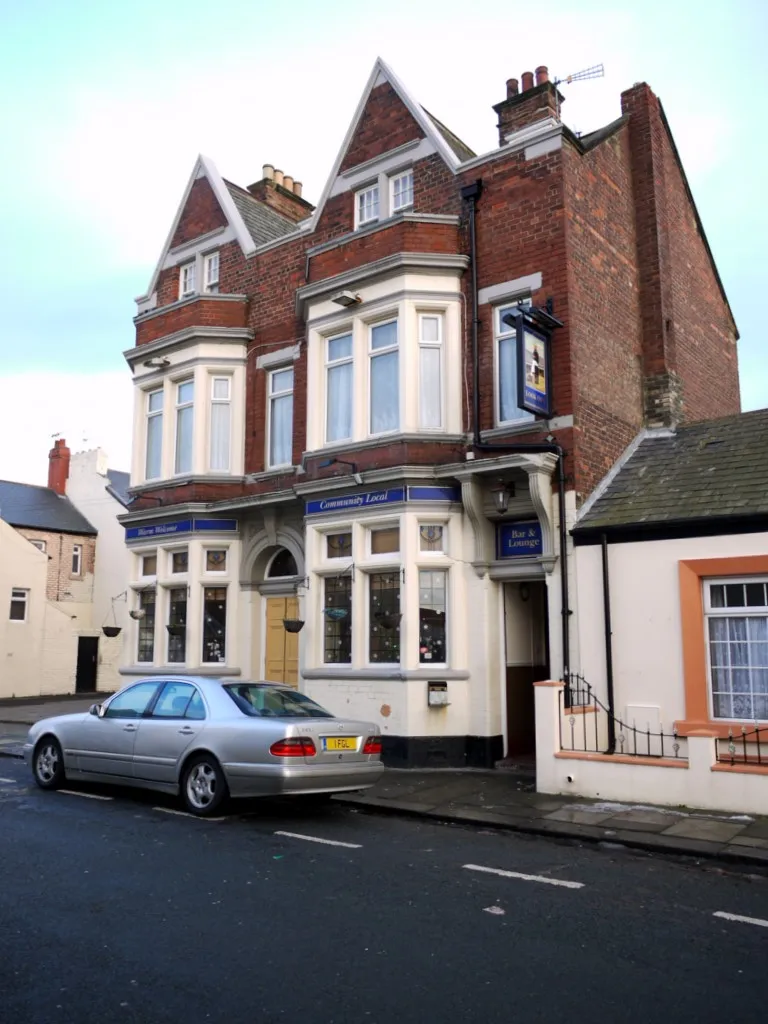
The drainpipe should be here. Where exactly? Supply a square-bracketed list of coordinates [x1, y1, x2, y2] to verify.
[601, 533, 616, 752]
[460, 180, 571, 683]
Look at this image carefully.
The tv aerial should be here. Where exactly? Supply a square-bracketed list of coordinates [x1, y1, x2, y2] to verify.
[552, 64, 605, 122]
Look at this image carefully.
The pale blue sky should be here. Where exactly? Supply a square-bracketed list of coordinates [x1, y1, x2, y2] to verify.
[0, 0, 765, 482]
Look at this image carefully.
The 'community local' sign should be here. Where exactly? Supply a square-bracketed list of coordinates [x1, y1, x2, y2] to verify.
[305, 486, 460, 517]
[497, 520, 543, 558]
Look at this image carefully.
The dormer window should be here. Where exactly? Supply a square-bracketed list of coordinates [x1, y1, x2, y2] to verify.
[180, 262, 196, 298]
[204, 252, 220, 294]
[391, 170, 413, 212]
[356, 184, 379, 227]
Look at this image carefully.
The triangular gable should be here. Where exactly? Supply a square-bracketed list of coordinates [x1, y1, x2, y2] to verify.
[309, 57, 463, 232]
[138, 154, 258, 305]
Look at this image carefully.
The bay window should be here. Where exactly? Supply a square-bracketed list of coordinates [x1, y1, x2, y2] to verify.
[268, 367, 294, 468]
[418, 314, 442, 429]
[137, 590, 156, 663]
[326, 334, 353, 442]
[145, 389, 163, 480]
[369, 571, 401, 663]
[167, 586, 187, 663]
[202, 587, 227, 663]
[369, 320, 399, 435]
[419, 570, 447, 664]
[706, 579, 768, 721]
[496, 303, 534, 425]
[209, 376, 231, 471]
[174, 380, 194, 474]
[324, 576, 352, 664]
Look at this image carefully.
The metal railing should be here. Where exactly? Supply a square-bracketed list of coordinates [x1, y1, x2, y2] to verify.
[716, 724, 767, 767]
[560, 674, 684, 760]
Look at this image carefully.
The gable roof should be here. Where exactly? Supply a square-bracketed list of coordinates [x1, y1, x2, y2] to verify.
[573, 408, 768, 538]
[0, 480, 97, 536]
[309, 57, 470, 231]
[106, 469, 131, 508]
[223, 181, 299, 247]
[423, 109, 475, 162]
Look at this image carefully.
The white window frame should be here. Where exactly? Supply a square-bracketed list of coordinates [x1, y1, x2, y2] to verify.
[418, 567, 449, 667]
[71, 544, 82, 576]
[368, 318, 399, 437]
[203, 548, 229, 575]
[209, 375, 231, 472]
[203, 251, 220, 294]
[704, 576, 768, 722]
[325, 332, 354, 443]
[179, 261, 196, 298]
[368, 523, 401, 559]
[9, 588, 28, 622]
[495, 301, 534, 426]
[355, 183, 380, 228]
[418, 313, 443, 430]
[145, 388, 164, 481]
[140, 552, 158, 578]
[390, 170, 414, 213]
[174, 379, 195, 475]
[29, 539, 46, 553]
[267, 366, 294, 469]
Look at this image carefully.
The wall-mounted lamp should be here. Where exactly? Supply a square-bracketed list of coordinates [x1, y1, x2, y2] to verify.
[331, 290, 361, 308]
[491, 481, 515, 514]
[319, 457, 363, 485]
[143, 357, 170, 368]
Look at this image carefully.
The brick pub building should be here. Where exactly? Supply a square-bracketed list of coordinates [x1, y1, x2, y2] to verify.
[120, 60, 738, 767]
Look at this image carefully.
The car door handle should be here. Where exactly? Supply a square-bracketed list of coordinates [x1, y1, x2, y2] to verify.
[123, 724, 137, 732]
[178, 727, 195, 735]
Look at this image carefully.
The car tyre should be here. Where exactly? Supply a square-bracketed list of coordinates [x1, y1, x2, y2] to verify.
[181, 754, 228, 816]
[33, 736, 66, 790]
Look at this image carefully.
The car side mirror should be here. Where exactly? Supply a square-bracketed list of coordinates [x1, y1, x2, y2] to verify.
[89, 703, 106, 718]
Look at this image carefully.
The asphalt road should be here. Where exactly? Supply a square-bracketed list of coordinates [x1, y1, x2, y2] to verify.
[1, 758, 767, 1024]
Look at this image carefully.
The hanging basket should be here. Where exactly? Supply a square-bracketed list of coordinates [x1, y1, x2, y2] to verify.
[102, 626, 122, 638]
[129, 609, 146, 621]
[166, 624, 186, 637]
[323, 607, 349, 621]
[375, 612, 402, 630]
[283, 618, 305, 633]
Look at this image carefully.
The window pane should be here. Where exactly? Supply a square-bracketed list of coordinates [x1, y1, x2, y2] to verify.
[327, 361, 353, 441]
[328, 334, 352, 361]
[269, 392, 293, 465]
[202, 587, 227, 663]
[327, 532, 352, 558]
[421, 316, 439, 342]
[371, 527, 399, 554]
[175, 404, 194, 473]
[212, 377, 229, 400]
[105, 682, 159, 719]
[205, 550, 227, 572]
[167, 587, 187, 663]
[271, 368, 294, 393]
[420, 525, 444, 552]
[137, 590, 156, 662]
[746, 582, 768, 608]
[419, 569, 447, 663]
[210, 400, 231, 471]
[172, 550, 188, 573]
[178, 381, 194, 405]
[370, 351, 399, 433]
[324, 576, 352, 664]
[142, 554, 157, 576]
[371, 321, 397, 350]
[153, 682, 196, 717]
[148, 390, 164, 413]
[419, 345, 442, 428]
[146, 408, 163, 479]
[499, 335, 519, 422]
[369, 572, 400, 663]
[9, 591, 27, 621]
[725, 584, 745, 607]
[709, 584, 725, 608]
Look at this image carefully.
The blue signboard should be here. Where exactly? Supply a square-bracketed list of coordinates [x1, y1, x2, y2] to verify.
[305, 488, 406, 517]
[125, 518, 238, 541]
[517, 323, 552, 418]
[407, 486, 461, 503]
[497, 520, 543, 558]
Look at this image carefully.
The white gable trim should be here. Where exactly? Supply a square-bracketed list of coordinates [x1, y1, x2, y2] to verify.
[308, 57, 461, 232]
[138, 154, 257, 309]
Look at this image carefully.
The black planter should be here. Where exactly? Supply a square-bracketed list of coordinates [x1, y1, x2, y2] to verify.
[375, 613, 402, 630]
[102, 626, 122, 638]
[283, 619, 305, 633]
[166, 624, 186, 637]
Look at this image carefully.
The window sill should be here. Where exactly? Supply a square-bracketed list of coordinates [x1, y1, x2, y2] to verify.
[303, 667, 469, 681]
[120, 665, 242, 677]
[674, 719, 768, 739]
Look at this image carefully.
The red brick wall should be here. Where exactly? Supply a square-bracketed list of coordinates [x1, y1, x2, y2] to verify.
[245, 179, 313, 223]
[339, 82, 424, 172]
[135, 296, 248, 346]
[170, 177, 227, 249]
[308, 220, 460, 282]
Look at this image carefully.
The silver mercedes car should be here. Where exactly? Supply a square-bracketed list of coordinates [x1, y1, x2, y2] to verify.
[24, 677, 384, 816]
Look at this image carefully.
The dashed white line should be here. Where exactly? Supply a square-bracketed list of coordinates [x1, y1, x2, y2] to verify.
[713, 911, 768, 929]
[463, 863, 584, 889]
[0, 777, 16, 783]
[59, 789, 113, 801]
[152, 806, 225, 821]
[275, 830, 362, 849]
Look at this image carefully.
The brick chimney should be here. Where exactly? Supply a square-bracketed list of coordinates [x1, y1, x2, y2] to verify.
[48, 438, 71, 496]
[492, 67, 564, 145]
[246, 163, 315, 223]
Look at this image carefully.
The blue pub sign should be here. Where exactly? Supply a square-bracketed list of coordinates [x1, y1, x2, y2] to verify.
[496, 520, 543, 558]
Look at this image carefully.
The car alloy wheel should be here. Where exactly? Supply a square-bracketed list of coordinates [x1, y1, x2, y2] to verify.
[182, 755, 228, 816]
[33, 738, 65, 790]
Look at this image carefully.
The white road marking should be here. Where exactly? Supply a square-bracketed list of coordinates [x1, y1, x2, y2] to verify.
[0, 777, 16, 783]
[483, 906, 506, 915]
[275, 830, 362, 849]
[152, 806, 225, 821]
[463, 863, 584, 889]
[59, 789, 113, 801]
[713, 911, 768, 929]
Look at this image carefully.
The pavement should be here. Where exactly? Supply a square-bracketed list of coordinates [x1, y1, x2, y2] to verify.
[4, 695, 768, 872]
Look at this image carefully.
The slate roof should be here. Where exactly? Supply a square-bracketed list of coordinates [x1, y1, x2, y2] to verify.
[574, 408, 768, 535]
[223, 182, 300, 247]
[106, 469, 131, 507]
[0, 480, 97, 535]
[423, 109, 476, 163]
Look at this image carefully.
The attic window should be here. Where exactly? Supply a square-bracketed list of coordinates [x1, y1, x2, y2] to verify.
[356, 184, 379, 228]
[180, 262, 196, 298]
[204, 252, 220, 294]
[391, 170, 413, 212]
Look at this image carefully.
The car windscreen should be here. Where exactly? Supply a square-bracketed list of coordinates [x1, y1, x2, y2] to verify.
[224, 684, 334, 718]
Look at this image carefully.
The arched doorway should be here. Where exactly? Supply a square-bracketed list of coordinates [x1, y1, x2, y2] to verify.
[262, 547, 301, 685]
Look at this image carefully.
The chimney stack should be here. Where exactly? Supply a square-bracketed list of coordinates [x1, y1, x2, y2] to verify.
[273, 168, 284, 187]
[493, 67, 565, 145]
[506, 78, 519, 99]
[245, 162, 316, 222]
[262, 163, 275, 181]
[521, 71, 535, 92]
[48, 438, 71, 496]
[283, 174, 294, 193]
[293, 181, 303, 197]
[535, 65, 549, 86]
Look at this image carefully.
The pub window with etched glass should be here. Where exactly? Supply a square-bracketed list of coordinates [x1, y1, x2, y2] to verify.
[202, 587, 227, 663]
[167, 586, 187, 664]
[706, 578, 768, 721]
[419, 570, 447, 664]
[369, 571, 401, 663]
[324, 575, 352, 664]
[137, 589, 156, 663]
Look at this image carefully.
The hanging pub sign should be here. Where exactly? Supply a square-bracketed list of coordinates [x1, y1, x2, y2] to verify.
[517, 321, 552, 418]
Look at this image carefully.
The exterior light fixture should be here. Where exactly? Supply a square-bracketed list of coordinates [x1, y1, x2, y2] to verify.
[491, 481, 514, 514]
[331, 290, 361, 307]
[319, 457, 363, 485]
[143, 357, 170, 368]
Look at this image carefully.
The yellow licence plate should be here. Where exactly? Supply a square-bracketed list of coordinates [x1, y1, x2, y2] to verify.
[323, 737, 357, 752]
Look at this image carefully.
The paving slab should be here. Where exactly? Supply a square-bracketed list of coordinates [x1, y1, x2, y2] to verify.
[661, 819, 747, 843]
[544, 808, 615, 826]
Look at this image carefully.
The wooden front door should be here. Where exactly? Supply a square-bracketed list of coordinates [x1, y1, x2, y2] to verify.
[265, 597, 299, 686]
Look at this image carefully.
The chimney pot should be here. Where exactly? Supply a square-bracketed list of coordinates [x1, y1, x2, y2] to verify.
[535, 66, 549, 86]
[521, 71, 534, 92]
[506, 77, 519, 99]
[48, 438, 71, 496]
[273, 168, 284, 187]
[293, 180, 303, 197]
[283, 174, 294, 192]
[262, 163, 275, 181]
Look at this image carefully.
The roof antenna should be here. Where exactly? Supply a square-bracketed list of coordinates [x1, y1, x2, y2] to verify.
[553, 63, 605, 123]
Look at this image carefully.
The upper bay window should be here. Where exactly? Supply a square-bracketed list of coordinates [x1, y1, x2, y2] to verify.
[355, 169, 413, 230]
[175, 380, 195, 475]
[145, 389, 164, 480]
[496, 303, 534, 426]
[326, 333, 353, 443]
[419, 314, 442, 430]
[209, 376, 231, 472]
[706, 578, 768, 721]
[268, 367, 294, 468]
[369, 320, 399, 435]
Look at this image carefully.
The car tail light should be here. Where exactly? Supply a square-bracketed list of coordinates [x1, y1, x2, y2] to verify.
[363, 736, 382, 755]
[270, 738, 317, 757]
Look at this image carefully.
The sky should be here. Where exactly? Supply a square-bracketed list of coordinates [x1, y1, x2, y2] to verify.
[0, 0, 765, 486]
